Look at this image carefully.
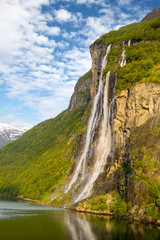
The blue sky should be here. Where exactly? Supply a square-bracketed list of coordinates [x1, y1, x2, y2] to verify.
[0, 0, 159, 128]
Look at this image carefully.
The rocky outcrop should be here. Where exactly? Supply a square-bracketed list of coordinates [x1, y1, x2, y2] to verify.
[141, 6, 160, 21]
[68, 70, 92, 111]
[69, 40, 107, 111]
[90, 41, 106, 98]
[114, 82, 160, 148]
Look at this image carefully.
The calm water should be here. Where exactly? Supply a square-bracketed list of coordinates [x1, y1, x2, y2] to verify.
[0, 198, 160, 240]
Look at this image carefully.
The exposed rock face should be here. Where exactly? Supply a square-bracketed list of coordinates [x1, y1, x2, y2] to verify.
[114, 83, 160, 148]
[68, 71, 92, 111]
[141, 6, 160, 21]
[90, 40, 106, 98]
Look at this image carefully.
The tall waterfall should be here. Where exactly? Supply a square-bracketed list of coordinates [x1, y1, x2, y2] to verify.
[76, 71, 112, 202]
[65, 44, 112, 199]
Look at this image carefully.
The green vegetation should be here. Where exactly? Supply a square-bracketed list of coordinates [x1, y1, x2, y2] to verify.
[0, 105, 88, 200]
[51, 193, 73, 206]
[95, 16, 160, 94]
[102, 40, 160, 94]
[77, 69, 92, 85]
[129, 117, 160, 218]
[79, 194, 129, 216]
[145, 203, 159, 221]
[110, 198, 128, 216]
[80, 195, 109, 211]
[95, 16, 160, 46]
[116, 41, 160, 93]
[103, 47, 122, 76]
[148, 184, 160, 199]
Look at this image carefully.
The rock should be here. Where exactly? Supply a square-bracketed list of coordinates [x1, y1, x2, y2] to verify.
[114, 83, 160, 148]
[68, 70, 92, 111]
[141, 7, 160, 21]
[90, 40, 106, 98]
[155, 219, 160, 226]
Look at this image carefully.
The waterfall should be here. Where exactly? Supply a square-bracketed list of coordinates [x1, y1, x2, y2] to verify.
[120, 42, 126, 67]
[120, 40, 131, 67]
[128, 40, 131, 47]
[65, 44, 111, 193]
[76, 71, 112, 202]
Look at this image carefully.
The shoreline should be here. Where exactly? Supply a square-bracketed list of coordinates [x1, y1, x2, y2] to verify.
[1, 194, 160, 226]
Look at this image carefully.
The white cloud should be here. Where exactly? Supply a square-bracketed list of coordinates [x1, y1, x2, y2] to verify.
[54, 9, 72, 22]
[76, 0, 107, 7]
[0, 114, 34, 129]
[116, 0, 133, 5]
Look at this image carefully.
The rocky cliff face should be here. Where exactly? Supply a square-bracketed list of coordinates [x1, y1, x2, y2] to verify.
[90, 41, 107, 98]
[114, 82, 160, 149]
[142, 6, 160, 21]
[68, 70, 92, 111]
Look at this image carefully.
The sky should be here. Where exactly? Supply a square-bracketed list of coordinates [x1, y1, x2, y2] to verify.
[0, 0, 159, 129]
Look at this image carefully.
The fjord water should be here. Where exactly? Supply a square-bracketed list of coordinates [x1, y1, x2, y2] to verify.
[0, 199, 160, 240]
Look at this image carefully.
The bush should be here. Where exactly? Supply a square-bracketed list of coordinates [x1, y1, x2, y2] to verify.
[156, 198, 160, 208]
[145, 203, 159, 221]
[110, 198, 128, 216]
[148, 184, 160, 199]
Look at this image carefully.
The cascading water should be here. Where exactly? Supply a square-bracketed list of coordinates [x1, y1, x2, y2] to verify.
[76, 71, 112, 202]
[120, 42, 126, 67]
[65, 44, 111, 193]
[66, 41, 130, 202]
[120, 40, 131, 67]
[128, 40, 131, 47]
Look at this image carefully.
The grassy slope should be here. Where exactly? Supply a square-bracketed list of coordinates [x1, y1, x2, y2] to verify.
[0, 105, 87, 200]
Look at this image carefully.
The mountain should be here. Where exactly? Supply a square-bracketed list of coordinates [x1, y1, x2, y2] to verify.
[141, 6, 160, 21]
[0, 8, 160, 223]
[0, 122, 26, 148]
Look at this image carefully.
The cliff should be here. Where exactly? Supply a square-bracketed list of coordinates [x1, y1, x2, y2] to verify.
[71, 10, 160, 222]
[68, 70, 91, 111]
[114, 83, 160, 148]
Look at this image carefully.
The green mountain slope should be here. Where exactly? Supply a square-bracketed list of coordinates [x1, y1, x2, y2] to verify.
[0, 105, 88, 200]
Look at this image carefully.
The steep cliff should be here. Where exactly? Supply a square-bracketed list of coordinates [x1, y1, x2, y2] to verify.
[68, 70, 92, 111]
[114, 83, 160, 148]
[73, 11, 160, 223]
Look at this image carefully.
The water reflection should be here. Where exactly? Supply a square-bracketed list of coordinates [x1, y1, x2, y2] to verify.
[0, 199, 160, 240]
[75, 213, 160, 240]
[65, 211, 96, 240]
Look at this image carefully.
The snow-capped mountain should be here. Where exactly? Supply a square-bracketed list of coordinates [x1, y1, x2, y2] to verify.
[0, 122, 27, 148]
